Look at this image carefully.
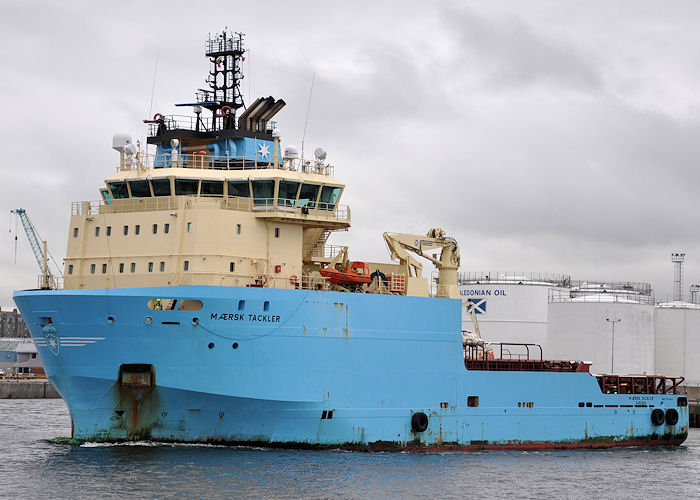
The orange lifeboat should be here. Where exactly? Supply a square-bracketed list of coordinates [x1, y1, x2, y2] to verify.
[319, 261, 371, 285]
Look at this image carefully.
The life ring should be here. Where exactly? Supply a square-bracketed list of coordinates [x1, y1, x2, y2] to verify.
[221, 105, 232, 116]
[665, 408, 679, 426]
[370, 270, 388, 286]
[650, 408, 665, 426]
[290, 274, 299, 285]
[153, 113, 164, 121]
[411, 412, 429, 433]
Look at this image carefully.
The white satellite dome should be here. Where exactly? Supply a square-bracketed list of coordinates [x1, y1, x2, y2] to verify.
[112, 132, 133, 152]
[283, 145, 299, 159]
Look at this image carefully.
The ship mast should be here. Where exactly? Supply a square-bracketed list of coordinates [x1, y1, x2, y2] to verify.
[204, 30, 246, 129]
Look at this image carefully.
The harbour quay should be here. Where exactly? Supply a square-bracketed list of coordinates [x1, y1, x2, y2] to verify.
[0, 378, 59, 399]
[686, 387, 700, 428]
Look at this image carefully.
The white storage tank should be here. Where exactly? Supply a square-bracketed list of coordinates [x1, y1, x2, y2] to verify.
[459, 272, 570, 351]
[547, 285, 655, 375]
[654, 302, 700, 387]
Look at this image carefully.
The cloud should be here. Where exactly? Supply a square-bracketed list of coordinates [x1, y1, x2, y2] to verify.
[2, 0, 700, 308]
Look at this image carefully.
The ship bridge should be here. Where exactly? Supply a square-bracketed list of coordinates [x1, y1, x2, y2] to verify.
[63, 30, 352, 292]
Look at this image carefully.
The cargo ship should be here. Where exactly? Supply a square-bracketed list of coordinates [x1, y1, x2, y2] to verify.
[13, 31, 688, 449]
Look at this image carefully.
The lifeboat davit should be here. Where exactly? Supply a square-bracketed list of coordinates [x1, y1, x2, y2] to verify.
[319, 261, 371, 285]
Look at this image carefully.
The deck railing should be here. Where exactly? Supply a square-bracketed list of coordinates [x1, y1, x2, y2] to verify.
[72, 196, 350, 223]
[118, 152, 334, 177]
[459, 271, 571, 287]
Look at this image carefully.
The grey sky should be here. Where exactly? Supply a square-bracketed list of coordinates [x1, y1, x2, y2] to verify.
[2, 0, 700, 308]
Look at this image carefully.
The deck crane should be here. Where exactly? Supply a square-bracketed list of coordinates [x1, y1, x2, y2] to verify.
[10, 208, 56, 289]
[382, 227, 460, 299]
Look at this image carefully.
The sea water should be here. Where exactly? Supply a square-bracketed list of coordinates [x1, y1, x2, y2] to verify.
[0, 399, 698, 499]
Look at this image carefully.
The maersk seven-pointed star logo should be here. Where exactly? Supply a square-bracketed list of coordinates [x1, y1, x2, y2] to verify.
[258, 143, 270, 159]
[47, 335, 59, 355]
[42, 324, 60, 356]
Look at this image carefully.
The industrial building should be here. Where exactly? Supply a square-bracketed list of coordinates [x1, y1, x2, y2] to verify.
[0, 307, 30, 338]
[459, 253, 700, 392]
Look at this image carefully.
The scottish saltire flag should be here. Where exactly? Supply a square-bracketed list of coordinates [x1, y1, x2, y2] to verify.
[466, 298, 487, 315]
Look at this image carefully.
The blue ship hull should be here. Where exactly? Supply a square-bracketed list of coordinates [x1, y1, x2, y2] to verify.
[13, 286, 688, 449]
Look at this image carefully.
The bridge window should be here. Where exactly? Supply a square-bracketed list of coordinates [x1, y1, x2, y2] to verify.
[236, 224, 241, 235]
[90, 264, 95, 274]
[151, 178, 171, 196]
[148, 262, 153, 272]
[278, 181, 300, 207]
[119, 263, 124, 273]
[319, 186, 341, 211]
[131, 263, 136, 273]
[152, 224, 157, 234]
[252, 180, 275, 206]
[106, 226, 112, 236]
[228, 181, 250, 198]
[100, 188, 112, 205]
[135, 225, 140, 235]
[230, 262, 235, 272]
[68, 265, 73, 275]
[160, 261, 165, 272]
[102, 264, 107, 274]
[128, 180, 151, 198]
[201, 180, 223, 197]
[108, 181, 129, 199]
[123, 225, 128, 235]
[164, 223, 170, 234]
[298, 183, 319, 208]
[175, 179, 199, 196]
[184, 261, 189, 271]
[95, 227, 100, 237]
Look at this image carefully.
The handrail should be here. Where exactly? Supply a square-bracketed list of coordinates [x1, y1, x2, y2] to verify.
[118, 152, 334, 176]
[72, 196, 350, 222]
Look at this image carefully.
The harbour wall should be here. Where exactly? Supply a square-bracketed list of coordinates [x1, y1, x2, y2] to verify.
[684, 386, 700, 428]
[0, 379, 60, 399]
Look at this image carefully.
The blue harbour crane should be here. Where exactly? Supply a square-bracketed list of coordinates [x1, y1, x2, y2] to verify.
[10, 208, 57, 289]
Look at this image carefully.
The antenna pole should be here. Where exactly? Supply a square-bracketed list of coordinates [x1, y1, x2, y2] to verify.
[148, 52, 159, 118]
[301, 72, 316, 163]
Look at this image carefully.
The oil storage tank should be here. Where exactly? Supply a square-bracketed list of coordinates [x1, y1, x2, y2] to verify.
[547, 281, 655, 374]
[655, 301, 700, 387]
[459, 272, 570, 351]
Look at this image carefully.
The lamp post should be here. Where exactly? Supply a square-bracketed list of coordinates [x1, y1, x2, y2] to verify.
[606, 318, 621, 373]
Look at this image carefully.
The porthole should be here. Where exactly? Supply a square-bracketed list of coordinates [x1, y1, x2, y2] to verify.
[208, 342, 215, 349]
[107, 316, 115, 324]
[232, 342, 239, 349]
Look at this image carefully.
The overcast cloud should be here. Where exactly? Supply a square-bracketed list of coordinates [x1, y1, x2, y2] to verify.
[2, 0, 700, 308]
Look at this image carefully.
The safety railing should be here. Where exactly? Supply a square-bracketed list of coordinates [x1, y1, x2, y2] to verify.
[596, 374, 685, 395]
[72, 196, 350, 223]
[172, 272, 331, 291]
[459, 271, 571, 287]
[118, 152, 334, 177]
[36, 275, 63, 290]
[549, 289, 655, 305]
[464, 341, 589, 373]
